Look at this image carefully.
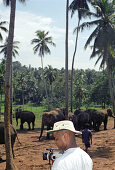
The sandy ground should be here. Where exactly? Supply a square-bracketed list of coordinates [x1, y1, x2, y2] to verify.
[0, 118, 115, 170]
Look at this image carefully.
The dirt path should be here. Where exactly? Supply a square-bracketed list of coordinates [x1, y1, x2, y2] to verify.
[0, 118, 115, 170]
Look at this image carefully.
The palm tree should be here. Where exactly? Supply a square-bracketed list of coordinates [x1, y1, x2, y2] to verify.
[77, 0, 115, 127]
[0, 38, 19, 58]
[69, 0, 89, 112]
[44, 65, 57, 105]
[31, 30, 56, 111]
[3, 0, 25, 169]
[0, 38, 20, 123]
[0, 59, 5, 117]
[0, 20, 8, 41]
[65, 0, 69, 119]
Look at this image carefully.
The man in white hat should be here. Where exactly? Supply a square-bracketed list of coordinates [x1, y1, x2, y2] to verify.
[48, 120, 93, 170]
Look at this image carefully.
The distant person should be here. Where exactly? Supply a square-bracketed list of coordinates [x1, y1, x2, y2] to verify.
[48, 120, 93, 170]
[82, 123, 92, 153]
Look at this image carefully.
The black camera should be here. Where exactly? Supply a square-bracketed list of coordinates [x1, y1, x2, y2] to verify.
[43, 148, 63, 161]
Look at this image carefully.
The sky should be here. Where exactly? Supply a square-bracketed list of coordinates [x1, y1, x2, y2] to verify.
[0, 0, 101, 70]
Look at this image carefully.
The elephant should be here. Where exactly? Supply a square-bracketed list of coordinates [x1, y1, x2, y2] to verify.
[74, 109, 85, 116]
[73, 108, 115, 131]
[87, 108, 115, 131]
[39, 108, 66, 140]
[0, 122, 18, 158]
[72, 110, 90, 131]
[15, 110, 35, 130]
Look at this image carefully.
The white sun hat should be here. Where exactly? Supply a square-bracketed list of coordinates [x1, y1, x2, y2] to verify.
[47, 120, 82, 135]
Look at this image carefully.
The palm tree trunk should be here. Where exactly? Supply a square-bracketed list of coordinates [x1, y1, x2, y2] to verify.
[4, 0, 18, 169]
[22, 90, 24, 110]
[65, 0, 69, 119]
[70, 19, 80, 112]
[106, 54, 115, 128]
[41, 56, 49, 111]
[10, 61, 13, 124]
[0, 90, 1, 120]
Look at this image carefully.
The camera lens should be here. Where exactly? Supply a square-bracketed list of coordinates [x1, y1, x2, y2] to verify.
[52, 155, 56, 160]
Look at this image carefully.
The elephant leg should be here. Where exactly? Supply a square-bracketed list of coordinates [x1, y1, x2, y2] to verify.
[93, 122, 97, 131]
[11, 136, 16, 158]
[89, 121, 93, 129]
[20, 120, 24, 130]
[92, 121, 95, 129]
[32, 121, 35, 130]
[96, 122, 101, 131]
[104, 121, 107, 130]
[46, 126, 51, 139]
[39, 123, 44, 140]
[28, 122, 31, 130]
[104, 116, 108, 130]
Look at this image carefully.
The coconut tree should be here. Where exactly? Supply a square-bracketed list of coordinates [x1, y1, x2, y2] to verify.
[76, 0, 115, 127]
[0, 38, 19, 58]
[44, 65, 57, 105]
[0, 38, 20, 123]
[0, 59, 5, 117]
[0, 19, 8, 41]
[3, 0, 25, 169]
[65, 0, 69, 119]
[69, 0, 89, 112]
[31, 30, 55, 111]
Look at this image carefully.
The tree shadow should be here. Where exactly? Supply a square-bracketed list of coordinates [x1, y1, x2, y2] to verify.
[89, 147, 113, 158]
[16, 127, 41, 134]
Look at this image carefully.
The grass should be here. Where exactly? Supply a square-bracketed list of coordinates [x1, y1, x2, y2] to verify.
[0, 104, 109, 130]
[0, 105, 47, 130]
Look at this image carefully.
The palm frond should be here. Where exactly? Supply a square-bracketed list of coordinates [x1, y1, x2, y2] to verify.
[74, 19, 101, 33]
[85, 26, 99, 49]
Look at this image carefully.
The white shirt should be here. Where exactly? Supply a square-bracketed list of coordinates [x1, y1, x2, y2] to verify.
[52, 147, 93, 170]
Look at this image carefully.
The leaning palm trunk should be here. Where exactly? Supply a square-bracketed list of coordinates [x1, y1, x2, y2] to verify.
[41, 56, 49, 111]
[106, 53, 115, 128]
[70, 19, 80, 112]
[4, 0, 17, 169]
[65, 0, 69, 119]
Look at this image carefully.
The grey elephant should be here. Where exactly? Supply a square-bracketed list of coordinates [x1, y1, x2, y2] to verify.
[88, 108, 115, 131]
[39, 108, 66, 140]
[0, 122, 18, 158]
[72, 110, 90, 130]
[16, 110, 35, 130]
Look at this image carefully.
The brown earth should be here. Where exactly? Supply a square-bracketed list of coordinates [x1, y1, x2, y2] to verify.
[0, 118, 115, 170]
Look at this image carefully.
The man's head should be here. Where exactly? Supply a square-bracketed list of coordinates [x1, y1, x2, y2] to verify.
[47, 120, 81, 151]
[54, 130, 76, 150]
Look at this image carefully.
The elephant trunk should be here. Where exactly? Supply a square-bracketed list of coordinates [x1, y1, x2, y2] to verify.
[112, 114, 115, 118]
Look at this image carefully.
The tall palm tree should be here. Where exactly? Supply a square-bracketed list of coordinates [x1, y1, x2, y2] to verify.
[69, 0, 89, 112]
[77, 0, 115, 127]
[65, 0, 69, 119]
[0, 59, 5, 117]
[3, 0, 25, 169]
[44, 65, 57, 105]
[0, 20, 8, 41]
[0, 38, 20, 123]
[31, 30, 56, 111]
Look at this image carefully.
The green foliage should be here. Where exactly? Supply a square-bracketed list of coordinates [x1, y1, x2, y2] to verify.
[0, 60, 114, 112]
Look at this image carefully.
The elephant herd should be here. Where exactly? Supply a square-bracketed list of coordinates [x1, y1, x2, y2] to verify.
[70, 108, 115, 132]
[0, 107, 115, 160]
